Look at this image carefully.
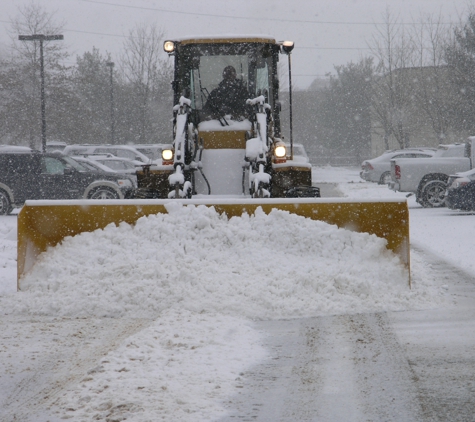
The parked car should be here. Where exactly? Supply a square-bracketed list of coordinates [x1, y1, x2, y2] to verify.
[0, 145, 32, 152]
[445, 168, 475, 211]
[285, 143, 311, 164]
[88, 156, 139, 175]
[71, 155, 116, 171]
[360, 148, 436, 184]
[0, 150, 135, 215]
[63, 144, 155, 164]
[73, 154, 137, 187]
[45, 141, 67, 153]
[389, 141, 475, 208]
[133, 144, 168, 162]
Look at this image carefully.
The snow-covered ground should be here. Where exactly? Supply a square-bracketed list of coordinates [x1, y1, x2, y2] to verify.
[0, 166, 474, 421]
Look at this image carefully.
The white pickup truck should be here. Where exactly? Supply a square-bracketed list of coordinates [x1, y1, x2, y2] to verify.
[389, 139, 475, 207]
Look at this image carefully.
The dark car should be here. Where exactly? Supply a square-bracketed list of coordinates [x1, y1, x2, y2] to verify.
[445, 169, 475, 211]
[0, 149, 135, 215]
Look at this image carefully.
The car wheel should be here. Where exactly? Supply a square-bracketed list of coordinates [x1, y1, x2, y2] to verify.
[0, 190, 13, 215]
[88, 186, 120, 200]
[379, 171, 391, 185]
[420, 179, 447, 208]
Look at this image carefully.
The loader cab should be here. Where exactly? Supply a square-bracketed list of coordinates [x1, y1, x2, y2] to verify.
[166, 37, 281, 135]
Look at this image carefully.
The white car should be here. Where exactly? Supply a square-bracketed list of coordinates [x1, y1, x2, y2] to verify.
[89, 156, 140, 175]
[133, 144, 169, 162]
[360, 148, 436, 184]
[285, 143, 310, 164]
[45, 141, 67, 153]
[63, 144, 154, 165]
[72, 156, 138, 188]
[72, 156, 119, 173]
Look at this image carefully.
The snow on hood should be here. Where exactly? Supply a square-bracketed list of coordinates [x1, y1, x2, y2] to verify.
[7, 205, 436, 319]
[198, 118, 252, 132]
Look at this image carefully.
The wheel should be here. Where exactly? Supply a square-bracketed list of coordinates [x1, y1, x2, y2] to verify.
[88, 187, 120, 200]
[252, 180, 264, 198]
[0, 189, 13, 215]
[184, 181, 193, 199]
[379, 171, 391, 185]
[420, 179, 447, 208]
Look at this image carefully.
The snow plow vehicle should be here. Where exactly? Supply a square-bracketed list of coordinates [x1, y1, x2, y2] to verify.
[17, 36, 411, 288]
[135, 36, 317, 199]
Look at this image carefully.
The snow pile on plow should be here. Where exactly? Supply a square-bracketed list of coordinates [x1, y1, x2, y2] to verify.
[11, 205, 436, 318]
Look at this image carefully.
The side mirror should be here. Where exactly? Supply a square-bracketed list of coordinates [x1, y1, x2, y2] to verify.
[64, 167, 73, 175]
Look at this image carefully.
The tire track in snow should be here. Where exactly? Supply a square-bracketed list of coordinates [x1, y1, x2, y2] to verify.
[0, 317, 151, 422]
[218, 313, 424, 421]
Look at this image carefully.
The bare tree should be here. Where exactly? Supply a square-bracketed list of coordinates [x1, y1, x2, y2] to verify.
[1, 2, 68, 148]
[369, 9, 415, 150]
[8, 2, 67, 65]
[119, 23, 172, 144]
[408, 13, 456, 142]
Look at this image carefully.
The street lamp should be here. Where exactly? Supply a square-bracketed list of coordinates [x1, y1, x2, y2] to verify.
[18, 34, 64, 152]
[281, 41, 295, 160]
[106, 62, 115, 144]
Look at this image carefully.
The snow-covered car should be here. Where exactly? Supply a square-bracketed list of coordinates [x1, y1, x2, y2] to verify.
[88, 156, 139, 175]
[361, 148, 436, 184]
[285, 143, 310, 163]
[63, 144, 154, 165]
[72, 156, 138, 188]
[72, 155, 119, 172]
[0, 145, 32, 152]
[133, 144, 168, 162]
[45, 141, 67, 153]
[445, 168, 475, 211]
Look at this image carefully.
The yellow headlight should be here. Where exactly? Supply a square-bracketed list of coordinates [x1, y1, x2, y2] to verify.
[275, 145, 286, 158]
[162, 149, 174, 161]
[163, 41, 175, 53]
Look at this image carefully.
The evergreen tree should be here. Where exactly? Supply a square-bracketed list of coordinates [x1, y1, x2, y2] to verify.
[445, 13, 475, 133]
[316, 58, 374, 162]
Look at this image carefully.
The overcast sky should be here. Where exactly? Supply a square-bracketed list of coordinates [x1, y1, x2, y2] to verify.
[1, 0, 473, 88]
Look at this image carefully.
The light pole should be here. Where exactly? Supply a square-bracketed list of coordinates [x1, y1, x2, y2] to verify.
[106, 62, 115, 144]
[281, 41, 295, 160]
[18, 34, 64, 153]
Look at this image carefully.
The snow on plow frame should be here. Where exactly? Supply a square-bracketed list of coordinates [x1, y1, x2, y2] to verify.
[17, 198, 410, 290]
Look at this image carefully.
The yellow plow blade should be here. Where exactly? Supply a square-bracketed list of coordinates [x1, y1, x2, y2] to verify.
[17, 198, 410, 290]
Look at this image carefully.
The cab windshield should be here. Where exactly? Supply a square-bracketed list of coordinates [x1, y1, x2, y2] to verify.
[177, 42, 277, 112]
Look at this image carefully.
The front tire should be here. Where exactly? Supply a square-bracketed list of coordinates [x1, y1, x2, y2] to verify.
[88, 187, 120, 200]
[420, 179, 447, 208]
[0, 189, 12, 215]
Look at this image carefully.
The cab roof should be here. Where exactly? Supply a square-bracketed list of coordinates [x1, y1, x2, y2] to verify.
[175, 35, 277, 45]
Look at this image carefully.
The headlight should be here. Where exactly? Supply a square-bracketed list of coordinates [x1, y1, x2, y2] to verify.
[163, 41, 175, 53]
[275, 144, 286, 158]
[162, 149, 174, 161]
[117, 179, 132, 188]
[281, 40, 294, 54]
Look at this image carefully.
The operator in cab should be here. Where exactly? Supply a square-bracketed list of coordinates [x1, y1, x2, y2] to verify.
[203, 65, 250, 120]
